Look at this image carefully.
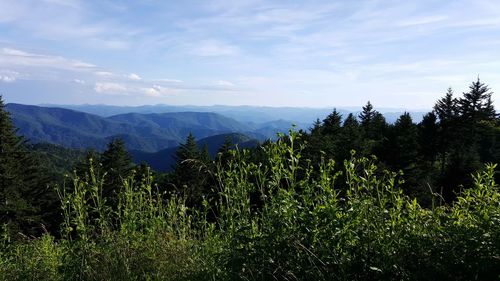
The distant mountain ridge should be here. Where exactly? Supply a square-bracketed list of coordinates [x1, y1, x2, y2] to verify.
[43, 104, 427, 124]
[6, 103, 427, 159]
[5, 103, 269, 152]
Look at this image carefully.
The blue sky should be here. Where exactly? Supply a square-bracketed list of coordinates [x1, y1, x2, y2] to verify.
[0, 0, 499, 109]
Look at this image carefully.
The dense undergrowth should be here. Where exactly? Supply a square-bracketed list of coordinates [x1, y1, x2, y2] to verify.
[1, 131, 499, 280]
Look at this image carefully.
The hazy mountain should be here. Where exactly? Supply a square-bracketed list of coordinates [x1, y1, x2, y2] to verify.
[131, 133, 259, 172]
[42, 104, 427, 124]
[5, 104, 265, 152]
[6, 103, 427, 156]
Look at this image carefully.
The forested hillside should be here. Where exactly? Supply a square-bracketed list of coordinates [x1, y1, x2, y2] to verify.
[5, 104, 266, 151]
[0, 79, 499, 280]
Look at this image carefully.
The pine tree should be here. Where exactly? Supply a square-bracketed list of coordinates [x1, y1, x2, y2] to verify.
[458, 79, 498, 163]
[459, 78, 495, 122]
[217, 135, 234, 166]
[173, 133, 199, 171]
[101, 138, 133, 205]
[433, 88, 460, 174]
[322, 109, 342, 136]
[434, 88, 458, 123]
[418, 112, 439, 164]
[172, 133, 209, 204]
[0, 96, 48, 236]
[359, 101, 387, 152]
[338, 113, 362, 159]
[309, 118, 322, 136]
[359, 101, 375, 127]
[386, 112, 419, 171]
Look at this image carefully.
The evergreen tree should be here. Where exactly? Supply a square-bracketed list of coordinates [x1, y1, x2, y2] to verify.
[217, 135, 234, 166]
[433, 88, 460, 174]
[309, 118, 322, 136]
[173, 133, 199, 171]
[302, 119, 327, 167]
[418, 112, 440, 164]
[385, 113, 419, 172]
[101, 138, 133, 205]
[359, 101, 387, 155]
[434, 88, 458, 123]
[322, 109, 342, 136]
[338, 113, 362, 159]
[172, 133, 209, 204]
[371, 112, 388, 141]
[459, 78, 495, 122]
[359, 101, 375, 127]
[0, 96, 49, 236]
[459, 79, 498, 163]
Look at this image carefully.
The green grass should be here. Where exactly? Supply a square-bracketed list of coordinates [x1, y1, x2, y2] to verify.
[1, 131, 499, 280]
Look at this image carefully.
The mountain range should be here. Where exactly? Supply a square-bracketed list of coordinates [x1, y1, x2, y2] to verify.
[6, 102, 429, 171]
[5, 103, 279, 152]
[43, 104, 427, 125]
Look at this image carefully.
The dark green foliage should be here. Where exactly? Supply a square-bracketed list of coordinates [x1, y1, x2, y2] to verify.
[322, 108, 342, 135]
[359, 102, 388, 155]
[172, 133, 213, 204]
[337, 113, 362, 160]
[1, 131, 499, 280]
[418, 112, 440, 163]
[459, 78, 496, 122]
[0, 96, 52, 237]
[1, 78, 500, 280]
[101, 139, 134, 205]
[385, 112, 419, 172]
[216, 135, 234, 167]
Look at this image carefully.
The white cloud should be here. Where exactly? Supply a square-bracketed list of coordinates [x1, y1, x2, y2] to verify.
[128, 73, 141, 81]
[1, 48, 31, 56]
[397, 15, 448, 27]
[0, 75, 16, 82]
[0, 48, 99, 73]
[94, 82, 128, 94]
[73, 79, 85, 84]
[215, 80, 235, 87]
[190, 40, 240, 57]
[72, 61, 96, 68]
[95, 71, 114, 77]
[154, 78, 184, 83]
[0, 70, 20, 83]
[142, 85, 179, 97]
[144, 87, 161, 97]
[0, 1, 136, 50]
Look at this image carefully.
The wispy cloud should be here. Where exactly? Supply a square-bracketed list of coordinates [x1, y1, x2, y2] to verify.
[0, 71, 17, 82]
[153, 78, 184, 83]
[127, 73, 141, 81]
[0, 48, 97, 72]
[1, 0, 500, 107]
[143, 85, 180, 97]
[214, 80, 235, 87]
[0, 0, 136, 50]
[94, 82, 128, 94]
[189, 40, 240, 57]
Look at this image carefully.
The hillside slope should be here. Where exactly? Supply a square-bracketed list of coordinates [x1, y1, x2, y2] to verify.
[131, 133, 259, 172]
[5, 104, 259, 152]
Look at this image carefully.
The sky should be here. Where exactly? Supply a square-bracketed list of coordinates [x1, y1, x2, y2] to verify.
[0, 0, 500, 109]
